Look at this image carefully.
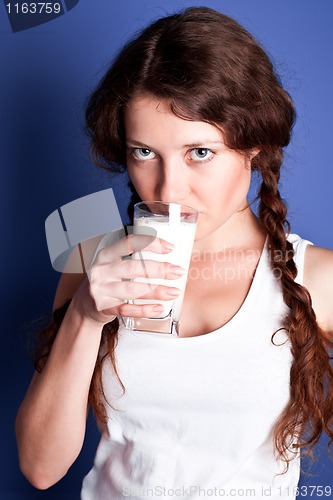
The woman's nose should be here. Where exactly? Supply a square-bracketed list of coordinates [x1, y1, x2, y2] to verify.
[157, 161, 189, 203]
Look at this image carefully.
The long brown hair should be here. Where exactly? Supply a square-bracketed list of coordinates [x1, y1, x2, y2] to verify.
[36, 7, 333, 469]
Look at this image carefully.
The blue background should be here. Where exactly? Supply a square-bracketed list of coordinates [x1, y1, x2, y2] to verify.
[1, 0, 332, 498]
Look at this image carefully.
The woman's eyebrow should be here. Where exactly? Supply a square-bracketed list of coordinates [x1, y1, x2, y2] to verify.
[126, 139, 225, 148]
[183, 140, 225, 148]
[126, 139, 151, 147]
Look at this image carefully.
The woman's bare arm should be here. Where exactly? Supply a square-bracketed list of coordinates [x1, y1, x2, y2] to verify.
[303, 244, 333, 335]
[15, 275, 103, 489]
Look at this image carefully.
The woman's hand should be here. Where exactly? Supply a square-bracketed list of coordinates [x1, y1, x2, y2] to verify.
[72, 234, 184, 325]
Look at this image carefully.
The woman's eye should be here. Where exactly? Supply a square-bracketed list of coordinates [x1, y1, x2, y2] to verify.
[132, 148, 156, 160]
[188, 148, 214, 162]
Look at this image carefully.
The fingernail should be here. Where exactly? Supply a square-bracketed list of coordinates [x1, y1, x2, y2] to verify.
[170, 266, 185, 276]
[163, 242, 175, 251]
[168, 288, 182, 297]
[153, 305, 164, 312]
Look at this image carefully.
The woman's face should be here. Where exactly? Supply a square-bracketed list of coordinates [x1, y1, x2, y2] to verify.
[124, 94, 253, 246]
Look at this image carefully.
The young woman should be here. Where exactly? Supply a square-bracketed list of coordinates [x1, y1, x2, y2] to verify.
[16, 6, 333, 499]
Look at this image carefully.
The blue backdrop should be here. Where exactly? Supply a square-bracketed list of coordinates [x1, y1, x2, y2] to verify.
[1, 0, 332, 498]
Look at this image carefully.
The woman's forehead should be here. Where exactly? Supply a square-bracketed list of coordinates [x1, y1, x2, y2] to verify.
[124, 94, 225, 144]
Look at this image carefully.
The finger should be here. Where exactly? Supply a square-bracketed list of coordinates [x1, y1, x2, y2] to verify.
[94, 259, 185, 281]
[94, 300, 166, 320]
[95, 234, 174, 265]
[117, 302, 165, 318]
[91, 280, 182, 302]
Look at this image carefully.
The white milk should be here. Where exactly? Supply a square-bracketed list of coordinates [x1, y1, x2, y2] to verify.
[133, 216, 197, 322]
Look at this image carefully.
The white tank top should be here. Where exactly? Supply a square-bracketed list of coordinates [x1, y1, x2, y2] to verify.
[81, 234, 312, 500]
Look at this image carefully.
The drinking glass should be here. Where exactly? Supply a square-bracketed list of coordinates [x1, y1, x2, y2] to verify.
[123, 201, 198, 336]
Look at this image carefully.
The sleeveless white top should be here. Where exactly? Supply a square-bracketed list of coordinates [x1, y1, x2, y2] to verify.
[81, 234, 312, 500]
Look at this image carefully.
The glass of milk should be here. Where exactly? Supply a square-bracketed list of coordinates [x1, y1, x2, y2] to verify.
[123, 201, 198, 336]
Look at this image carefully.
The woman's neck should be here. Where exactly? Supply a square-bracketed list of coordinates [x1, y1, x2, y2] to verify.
[193, 205, 265, 255]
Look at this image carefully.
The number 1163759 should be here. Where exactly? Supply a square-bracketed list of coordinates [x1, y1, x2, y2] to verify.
[6, 3, 61, 14]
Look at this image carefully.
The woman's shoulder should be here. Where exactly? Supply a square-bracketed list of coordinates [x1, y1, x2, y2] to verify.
[303, 242, 333, 285]
[303, 242, 333, 334]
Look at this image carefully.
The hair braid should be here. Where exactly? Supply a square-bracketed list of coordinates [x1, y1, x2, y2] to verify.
[257, 153, 333, 468]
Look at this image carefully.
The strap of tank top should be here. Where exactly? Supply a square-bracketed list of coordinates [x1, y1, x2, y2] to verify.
[288, 234, 313, 286]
